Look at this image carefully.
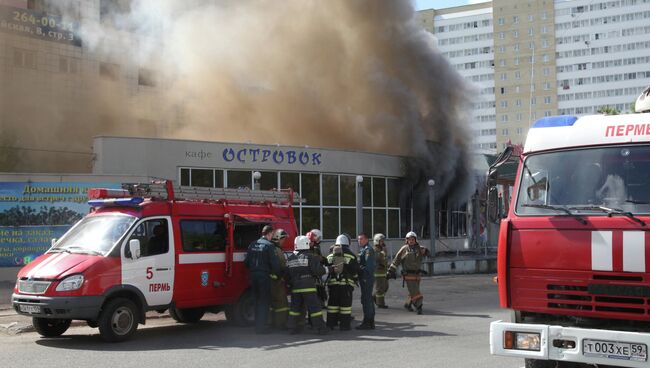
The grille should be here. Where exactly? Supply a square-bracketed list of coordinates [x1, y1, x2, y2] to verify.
[547, 283, 648, 316]
[17, 280, 51, 295]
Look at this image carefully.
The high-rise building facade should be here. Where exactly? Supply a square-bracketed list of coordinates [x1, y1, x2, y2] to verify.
[418, 0, 650, 151]
[418, 3, 498, 152]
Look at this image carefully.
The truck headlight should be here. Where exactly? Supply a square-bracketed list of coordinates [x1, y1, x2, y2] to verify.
[55, 274, 84, 291]
[504, 331, 541, 351]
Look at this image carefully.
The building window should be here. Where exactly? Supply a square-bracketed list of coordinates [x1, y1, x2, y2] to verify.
[543, 67, 550, 76]
[528, 14, 534, 22]
[543, 82, 551, 90]
[499, 32, 505, 39]
[322, 174, 338, 206]
[513, 16, 519, 24]
[501, 115, 509, 122]
[99, 62, 120, 80]
[138, 68, 157, 87]
[180, 220, 227, 252]
[544, 96, 552, 104]
[59, 57, 79, 74]
[502, 128, 509, 135]
[500, 73, 507, 81]
[516, 99, 522, 107]
[542, 39, 548, 48]
[516, 113, 523, 121]
[531, 97, 537, 105]
[500, 87, 506, 94]
[541, 26, 548, 34]
[227, 170, 251, 189]
[498, 17, 505, 25]
[516, 127, 524, 135]
[13, 48, 36, 69]
[513, 30, 519, 38]
[528, 28, 534, 36]
[514, 43, 520, 52]
[501, 100, 508, 108]
[514, 57, 520, 66]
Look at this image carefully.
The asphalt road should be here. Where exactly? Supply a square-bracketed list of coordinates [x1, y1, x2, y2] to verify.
[1, 274, 521, 368]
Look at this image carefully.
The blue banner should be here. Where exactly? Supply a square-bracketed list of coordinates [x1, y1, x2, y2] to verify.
[0, 182, 121, 267]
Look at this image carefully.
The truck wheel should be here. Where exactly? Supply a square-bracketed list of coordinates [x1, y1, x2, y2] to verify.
[524, 359, 557, 368]
[169, 307, 205, 323]
[225, 290, 254, 326]
[98, 298, 139, 342]
[32, 317, 71, 337]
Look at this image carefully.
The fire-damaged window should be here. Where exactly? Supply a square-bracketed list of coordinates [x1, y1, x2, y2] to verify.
[517, 145, 650, 215]
[180, 220, 227, 252]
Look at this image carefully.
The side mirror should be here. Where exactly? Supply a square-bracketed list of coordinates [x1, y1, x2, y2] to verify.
[487, 187, 500, 223]
[129, 239, 141, 260]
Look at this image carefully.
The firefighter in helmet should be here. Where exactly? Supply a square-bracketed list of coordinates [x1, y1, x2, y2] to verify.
[387, 231, 430, 315]
[269, 229, 289, 329]
[286, 235, 332, 335]
[372, 233, 389, 309]
[306, 229, 327, 305]
[325, 234, 359, 330]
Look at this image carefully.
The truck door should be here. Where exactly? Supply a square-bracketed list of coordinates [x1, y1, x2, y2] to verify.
[121, 217, 175, 307]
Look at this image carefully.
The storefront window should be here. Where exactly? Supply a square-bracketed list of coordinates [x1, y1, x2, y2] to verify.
[340, 175, 356, 206]
[180, 168, 190, 186]
[191, 169, 213, 188]
[373, 209, 386, 235]
[322, 174, 338, 206]
[388, 209, 400, 238]
[302, 207, 320, 234]
[340, 208, 355, 237]
[214, 170, 224, 187]
[322, 207, 339, 240]
[387, 178, 399, 207]
[373, 178, 386, 207]
[258, 171, 277, 190]
[363, 177, 371, 207]
[227, 170, 251, 189]
[363, 209, 372, 235]
[301, 173, 320, 205]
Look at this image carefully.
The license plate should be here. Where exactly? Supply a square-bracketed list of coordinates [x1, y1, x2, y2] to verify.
[18, 304, 41, 314]
[583, 339, 647, 362]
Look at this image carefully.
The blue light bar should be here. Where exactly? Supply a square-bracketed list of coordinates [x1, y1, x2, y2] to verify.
[88, 197, 144, 207]
[531, 115, 578, 128]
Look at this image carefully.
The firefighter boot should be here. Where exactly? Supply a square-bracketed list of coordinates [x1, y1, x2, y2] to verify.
[417, 305, 423, 315]
[339, 315, 351, 331]
[326, 314, 338, 330]
[404, 302, 413, 312]
[355, 318, 375, 330]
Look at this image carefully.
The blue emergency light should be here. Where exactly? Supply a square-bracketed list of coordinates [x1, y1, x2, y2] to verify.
[531, 115, 578, 128]
[88, 197, 144, 207]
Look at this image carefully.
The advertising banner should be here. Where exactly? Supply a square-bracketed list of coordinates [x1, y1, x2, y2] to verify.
[0, 182, 121, 267]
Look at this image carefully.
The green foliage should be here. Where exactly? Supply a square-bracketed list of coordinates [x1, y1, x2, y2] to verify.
[0, 206, 83, 226]
[597, 106, 620, 115]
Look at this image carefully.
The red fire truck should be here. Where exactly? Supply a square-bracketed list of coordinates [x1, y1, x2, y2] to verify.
[12, 181, 298, 342]
[489, 88, 650, 367]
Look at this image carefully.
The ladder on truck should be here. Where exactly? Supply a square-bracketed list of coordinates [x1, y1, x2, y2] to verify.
[122, 181, 300, 205]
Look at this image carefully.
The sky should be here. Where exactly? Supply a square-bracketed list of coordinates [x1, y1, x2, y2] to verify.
[414, 0, 491, 11]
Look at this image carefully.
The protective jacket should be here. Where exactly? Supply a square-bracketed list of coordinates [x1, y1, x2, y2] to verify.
[287, 250, 328, 291]
[244, 238, 280, 274]
[326, 246, 359, 287]
[389, 243, 429, 273]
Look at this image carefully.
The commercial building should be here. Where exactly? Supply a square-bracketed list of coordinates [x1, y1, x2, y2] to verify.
[418, 0, 650, 151]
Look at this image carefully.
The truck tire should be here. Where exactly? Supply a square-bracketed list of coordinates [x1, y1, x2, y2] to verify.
[524, 359, 557, 368]
[169, 307, 205, 323]
[32, 317, 71, 337]
[98, 297, 139, 342]
[225, 290, 254, 326]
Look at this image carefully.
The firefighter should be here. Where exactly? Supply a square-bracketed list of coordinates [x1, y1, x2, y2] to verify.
[306, 229, 327, 305]
[387, 231, 430, 315]
[356, 232, 376, 330]
[269, 229, 289, 330]
[325, 234, 359, 330]
[244, 225, 280, 334]
[286, 235, 333, 335]
[372, 233, 389, 309]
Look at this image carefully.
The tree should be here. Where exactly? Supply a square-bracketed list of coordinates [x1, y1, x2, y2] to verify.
[597, 106, 620, 115]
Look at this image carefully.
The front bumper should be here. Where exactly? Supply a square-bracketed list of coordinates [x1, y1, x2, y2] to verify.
[490, 321, 650, 368]
[12, 293, 104, 320]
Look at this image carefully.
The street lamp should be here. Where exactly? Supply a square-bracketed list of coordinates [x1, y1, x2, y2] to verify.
[253, 171, 261, 191]
[428, 179, 436, 257]
[356, 176, 364, 237]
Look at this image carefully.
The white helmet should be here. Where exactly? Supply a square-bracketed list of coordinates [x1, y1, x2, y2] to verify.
[635, 86, 650, 113]
[335, 234, 350, 246]
[306, 229, 322, 243]
[373, 233, 386, 246]
[294, 235, 310, 251]
[406, 231, 417, 240]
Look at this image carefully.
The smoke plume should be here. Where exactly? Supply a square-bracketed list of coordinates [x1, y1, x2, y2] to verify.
[2, 0, 474, 200]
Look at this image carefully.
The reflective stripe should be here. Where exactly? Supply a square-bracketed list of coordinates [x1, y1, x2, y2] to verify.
[375, 293, 385, 297]
[327, 307, 340, 312]
[293, 288, 317, 293]
[274, 307, 289, 313]
[270, 274, 278, 280]
[374, 273, 386, 278]
[403, 275, 421, 281]
[411, 294, 423, 301]
[339, 309, 352, 315]
[289, 311, 301, 316]
[310, 311, 323, 317]
[344, 254, 356, 259]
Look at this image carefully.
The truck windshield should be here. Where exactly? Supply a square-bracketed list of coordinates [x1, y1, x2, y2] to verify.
[51, 215, 137, 255]
[516, 145, 650, 215]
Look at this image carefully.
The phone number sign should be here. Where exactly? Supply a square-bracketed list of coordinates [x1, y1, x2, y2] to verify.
[0, 5, 80, 46]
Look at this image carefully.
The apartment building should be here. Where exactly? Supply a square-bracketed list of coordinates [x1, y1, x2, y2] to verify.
[419, 0, 650, 151]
